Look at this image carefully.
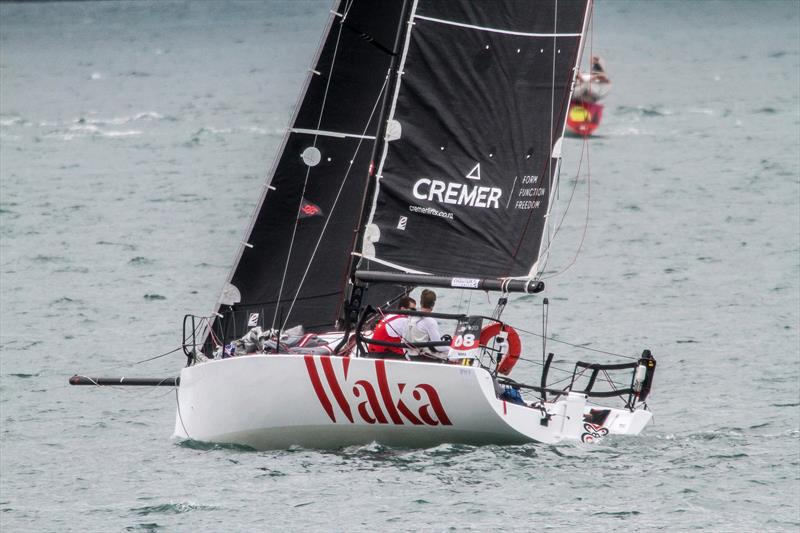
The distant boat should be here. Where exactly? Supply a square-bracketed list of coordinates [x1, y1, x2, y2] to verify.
[567, 55, 612, 136]
[72, 0, 655, 450]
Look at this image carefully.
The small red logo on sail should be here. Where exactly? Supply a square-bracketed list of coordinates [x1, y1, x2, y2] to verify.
[299, 198, 323, 218]
[304, 356, 452, 426]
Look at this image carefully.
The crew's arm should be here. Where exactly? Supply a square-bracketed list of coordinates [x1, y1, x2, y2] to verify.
[424, 318, 450, 353]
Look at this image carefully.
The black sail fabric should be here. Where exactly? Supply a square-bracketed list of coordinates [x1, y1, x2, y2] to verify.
[209, 1, 407, 344]
[362, 0, 589, 279]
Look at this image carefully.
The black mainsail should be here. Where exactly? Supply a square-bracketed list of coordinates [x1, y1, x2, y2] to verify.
[207, 0, 591, 347]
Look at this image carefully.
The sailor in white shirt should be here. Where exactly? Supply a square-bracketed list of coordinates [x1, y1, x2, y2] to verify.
[403, 289, 450, 358]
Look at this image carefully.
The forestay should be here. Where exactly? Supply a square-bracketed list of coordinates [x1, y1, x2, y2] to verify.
[360, 0, 590, 279]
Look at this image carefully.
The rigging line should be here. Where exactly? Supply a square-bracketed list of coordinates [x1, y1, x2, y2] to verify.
[545, 372, 581, 388]
[542, 7, 594, 281]
[341, 0, 354, 21]
[132, 346, 183, 365]
[175, 387, 191, 442]
[546, 0, 559, 269]
[515, 0, 574, 276]
[513, 325, 639, 360]
[516, 357, 577, 375]
[537, 139, 587, 275]
[543, 141, 590, 279]
[536, 5, 593, 276]
[78, 334, 199, 376]
[602, 369, 622, 392]
[281, 76, 390, 330]
[271, 16, 347, 330]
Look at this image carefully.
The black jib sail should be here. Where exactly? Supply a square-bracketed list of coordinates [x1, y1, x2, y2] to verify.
[359, 0, 590, 279]
[208, 1, 409, 343]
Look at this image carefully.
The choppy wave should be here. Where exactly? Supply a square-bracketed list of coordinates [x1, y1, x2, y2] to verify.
[96, 241, 137, 251]
[187, 125, 272, 139]
[76, 112, 172, 126]
[143, 294, 166, 301]
[0, 116, 30, 127]
[615, 105, 674, 117]
[44, 124, 144, 140]
[131, 502, 218, 516]
[176, 439, 256, 452]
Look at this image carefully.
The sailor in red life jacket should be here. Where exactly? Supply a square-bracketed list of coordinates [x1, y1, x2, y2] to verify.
[368, 296, 416, 355]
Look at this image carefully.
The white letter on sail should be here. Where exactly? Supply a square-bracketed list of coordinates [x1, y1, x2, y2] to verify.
[413, 178, 431, 200]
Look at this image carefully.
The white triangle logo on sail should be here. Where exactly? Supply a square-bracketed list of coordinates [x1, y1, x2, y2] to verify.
[466, 163, 481, 180]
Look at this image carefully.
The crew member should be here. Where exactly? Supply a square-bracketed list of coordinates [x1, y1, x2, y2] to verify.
[403, 289, 449, 358]
[368, 296, 416, 355]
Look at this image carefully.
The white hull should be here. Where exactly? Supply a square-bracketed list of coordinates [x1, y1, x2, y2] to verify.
[174, 354, 651, 450]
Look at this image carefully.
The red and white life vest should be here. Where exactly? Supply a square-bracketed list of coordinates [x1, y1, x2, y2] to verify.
[369, 315, 406, 354]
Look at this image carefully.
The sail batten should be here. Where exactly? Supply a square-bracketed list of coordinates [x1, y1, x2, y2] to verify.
[289, 128, 379, 140]
[413, 14, 582, 38]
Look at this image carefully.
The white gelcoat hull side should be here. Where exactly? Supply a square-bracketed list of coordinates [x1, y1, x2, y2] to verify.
[173, 355, 650, 450]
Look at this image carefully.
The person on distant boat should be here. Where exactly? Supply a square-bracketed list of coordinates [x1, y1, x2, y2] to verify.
[367, 296, 416, 355]
[573, 55, 612, 103]
[403, 289, 450, 359]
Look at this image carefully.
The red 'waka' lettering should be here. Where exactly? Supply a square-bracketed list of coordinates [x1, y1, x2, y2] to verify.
[413, 384, 453, 426]
[394, 383, 423, 425]
[304, 355, 336, 422]
[352, 380, 387, 424]
[305, 356, 452, 427]
[374, 359, 404, 424]
[320, 356, 353, 423]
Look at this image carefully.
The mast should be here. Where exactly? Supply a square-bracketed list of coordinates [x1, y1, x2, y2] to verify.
[339, 0, 415, 328]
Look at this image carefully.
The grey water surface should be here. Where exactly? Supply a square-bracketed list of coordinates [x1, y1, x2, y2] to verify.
[1, 1, 798, 531]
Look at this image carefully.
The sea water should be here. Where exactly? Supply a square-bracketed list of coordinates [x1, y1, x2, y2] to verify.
[1, 1, 798, 530]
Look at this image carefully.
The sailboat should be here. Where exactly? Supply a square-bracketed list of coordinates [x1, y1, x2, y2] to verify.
[566, 55, 611, 136]
[71, 0, 656, 450]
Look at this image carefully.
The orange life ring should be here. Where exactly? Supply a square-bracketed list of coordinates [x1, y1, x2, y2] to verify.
[480, 323, 522, 375]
